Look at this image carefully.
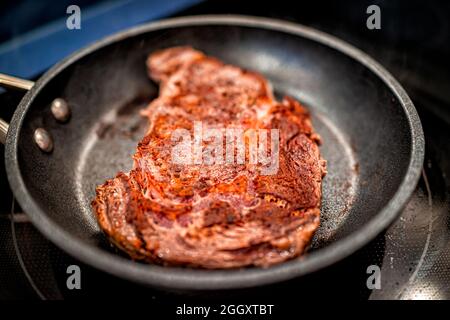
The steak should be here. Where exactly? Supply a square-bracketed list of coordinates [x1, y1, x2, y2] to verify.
[92, 47, 327, 268]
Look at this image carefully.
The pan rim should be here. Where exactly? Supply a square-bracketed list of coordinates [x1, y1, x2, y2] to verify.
[5, 14, 425, 290]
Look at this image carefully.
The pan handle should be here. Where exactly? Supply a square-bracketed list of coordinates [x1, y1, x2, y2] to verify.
[0, 73, 35, 144]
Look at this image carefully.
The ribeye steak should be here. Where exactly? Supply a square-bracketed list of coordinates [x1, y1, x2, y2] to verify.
[92, 47, 327, 268]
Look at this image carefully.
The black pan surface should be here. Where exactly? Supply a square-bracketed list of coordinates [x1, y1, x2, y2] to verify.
[4, 15, 424, 290]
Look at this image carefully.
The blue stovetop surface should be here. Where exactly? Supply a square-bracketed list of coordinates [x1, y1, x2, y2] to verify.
[0, 0, 202, 79]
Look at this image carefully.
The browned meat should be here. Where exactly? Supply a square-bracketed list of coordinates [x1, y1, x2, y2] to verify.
[92, 47, 327, 268]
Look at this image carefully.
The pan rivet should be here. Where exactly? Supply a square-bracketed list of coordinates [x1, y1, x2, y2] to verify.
[34, 128, 53, 153]
[50, 98, 71, 122]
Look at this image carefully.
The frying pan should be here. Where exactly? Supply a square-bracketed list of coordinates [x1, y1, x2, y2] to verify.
[0, 15, 424, 290]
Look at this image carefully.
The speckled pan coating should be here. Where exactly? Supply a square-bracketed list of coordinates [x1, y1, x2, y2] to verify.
[5, 15, 424, 290]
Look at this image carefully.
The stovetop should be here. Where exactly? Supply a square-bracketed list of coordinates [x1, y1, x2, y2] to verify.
[1, 0, 449, 301]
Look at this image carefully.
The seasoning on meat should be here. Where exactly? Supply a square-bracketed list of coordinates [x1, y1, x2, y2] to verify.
[92, 47, 327, 268]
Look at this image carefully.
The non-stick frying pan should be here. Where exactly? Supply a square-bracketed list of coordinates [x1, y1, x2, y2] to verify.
[0, 15, 424, 290]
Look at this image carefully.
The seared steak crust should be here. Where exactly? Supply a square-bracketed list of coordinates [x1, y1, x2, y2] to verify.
[92, 47, 326, 268]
